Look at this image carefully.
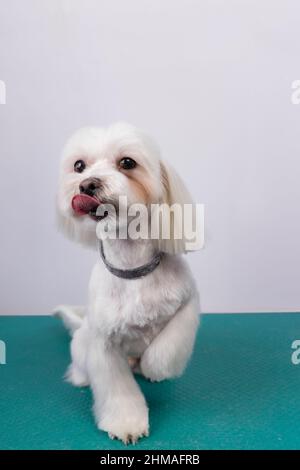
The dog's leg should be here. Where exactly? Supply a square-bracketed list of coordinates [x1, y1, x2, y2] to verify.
[65, 321, 90, 386]
[140, 297, 199, 382]
[87, 334, 149, 444]
[53, 305, 85, 335]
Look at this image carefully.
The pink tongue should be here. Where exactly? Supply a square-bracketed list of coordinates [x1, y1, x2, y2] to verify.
[72, 194, 100, 216]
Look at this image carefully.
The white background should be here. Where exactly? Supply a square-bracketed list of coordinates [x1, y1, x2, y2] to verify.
[0, 0, 300, 315]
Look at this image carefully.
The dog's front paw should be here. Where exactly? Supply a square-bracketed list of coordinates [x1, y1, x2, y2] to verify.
[99, 404, 149, 444]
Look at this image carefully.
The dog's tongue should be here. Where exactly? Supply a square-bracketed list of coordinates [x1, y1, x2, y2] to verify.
[72, 194, 100, 216]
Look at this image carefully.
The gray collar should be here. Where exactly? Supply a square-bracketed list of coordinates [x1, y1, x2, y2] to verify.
[99, 241, 163, 280]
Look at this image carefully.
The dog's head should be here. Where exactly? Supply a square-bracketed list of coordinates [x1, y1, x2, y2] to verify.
[57, 122, 194, 254]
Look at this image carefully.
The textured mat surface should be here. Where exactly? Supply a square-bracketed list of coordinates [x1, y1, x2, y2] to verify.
[0, 314, 300, 449]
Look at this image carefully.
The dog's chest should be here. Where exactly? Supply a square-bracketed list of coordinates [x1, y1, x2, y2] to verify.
[88, 261, 185, 339]
[116, 318, 168, 357]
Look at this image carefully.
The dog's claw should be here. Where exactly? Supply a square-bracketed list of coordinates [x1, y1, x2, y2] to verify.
[108, 430, 148, 445]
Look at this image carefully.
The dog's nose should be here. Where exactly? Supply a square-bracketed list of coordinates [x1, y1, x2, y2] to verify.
[79, 177, 101, 197]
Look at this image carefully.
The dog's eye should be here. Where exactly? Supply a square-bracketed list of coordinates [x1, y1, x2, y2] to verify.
[74, 160, 86, 173]
[119, 157, 137, 170]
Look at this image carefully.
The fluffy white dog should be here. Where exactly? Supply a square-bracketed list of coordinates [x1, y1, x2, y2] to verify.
[55, 122, 200, 444]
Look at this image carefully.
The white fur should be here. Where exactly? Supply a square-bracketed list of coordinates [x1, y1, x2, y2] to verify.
[54, 122, 200, 444]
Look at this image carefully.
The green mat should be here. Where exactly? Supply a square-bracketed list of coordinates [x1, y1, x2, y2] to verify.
[0, 314, 300, 450]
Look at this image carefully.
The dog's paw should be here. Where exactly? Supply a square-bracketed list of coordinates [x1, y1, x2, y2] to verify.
[140, 353, 180, 382]
[99, 406, 149, 444]
[140, 355, 167, 382]
[65, 364, 89, 387]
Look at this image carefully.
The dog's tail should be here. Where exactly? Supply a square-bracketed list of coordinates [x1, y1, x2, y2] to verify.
[52, 305, 85, 335]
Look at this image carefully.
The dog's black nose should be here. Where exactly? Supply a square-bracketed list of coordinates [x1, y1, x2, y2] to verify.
[79, 177, 101, 197]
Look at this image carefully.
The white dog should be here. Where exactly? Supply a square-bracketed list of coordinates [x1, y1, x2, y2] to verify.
[55, 122, 200, 444]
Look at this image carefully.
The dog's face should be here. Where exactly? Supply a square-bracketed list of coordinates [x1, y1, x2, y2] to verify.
[57, 122, 164, 247]
[57, 122, 195, 253]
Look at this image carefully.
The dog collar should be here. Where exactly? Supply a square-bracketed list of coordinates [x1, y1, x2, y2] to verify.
[99, 241, 163, 280]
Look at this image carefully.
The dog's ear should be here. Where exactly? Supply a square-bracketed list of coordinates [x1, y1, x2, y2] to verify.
[153, 161, 197, 255]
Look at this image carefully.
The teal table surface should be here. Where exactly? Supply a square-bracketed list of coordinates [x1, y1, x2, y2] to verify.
[0, 313, 300, 450]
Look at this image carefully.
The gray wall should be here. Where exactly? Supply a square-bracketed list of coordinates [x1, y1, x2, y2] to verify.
[1, 0, 300, 314]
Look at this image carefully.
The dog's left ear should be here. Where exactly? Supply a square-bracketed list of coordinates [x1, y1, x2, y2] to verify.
[154, 161, 198, 255]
